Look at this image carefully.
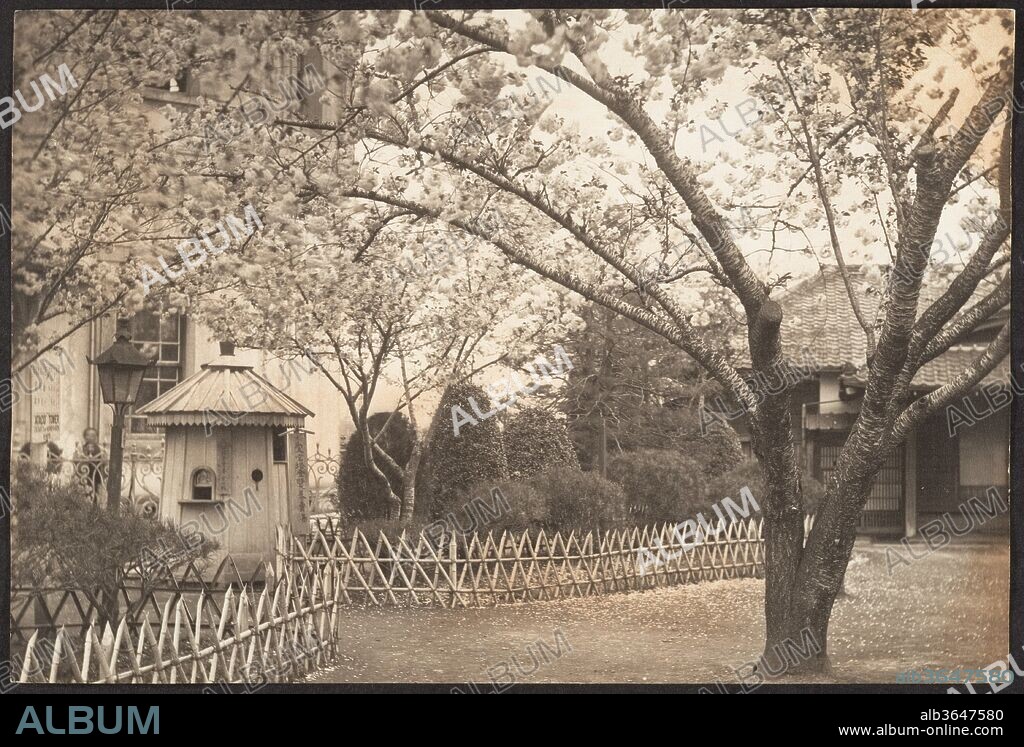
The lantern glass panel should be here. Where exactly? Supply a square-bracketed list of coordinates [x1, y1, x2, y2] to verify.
[116, 368, 133, 403]
[98, 372, 115, 404]
[127, 367, 146, 404]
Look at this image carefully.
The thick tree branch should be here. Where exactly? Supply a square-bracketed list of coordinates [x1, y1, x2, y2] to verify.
[890, 115, 1011, 400]
[423, 10, 769, 317]
[909, 88, 960, 163]
[890, 323, 1009, 443]
[866, 67, 1009, 415]
[911, 218, 1009, 350]
[939, 62, 1013, 180]
[919, 272, 1009, 364]
[340, 186, 758, 411]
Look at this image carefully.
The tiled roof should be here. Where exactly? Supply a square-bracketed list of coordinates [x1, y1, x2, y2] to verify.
[137, 351, 314, 427]
[842, 344, 1011, 391]
[734, 265, 1009, 390]
[914, 345, 1010, 388]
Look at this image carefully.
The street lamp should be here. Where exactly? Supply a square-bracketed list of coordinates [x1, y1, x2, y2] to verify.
[89, 317, 154, 514]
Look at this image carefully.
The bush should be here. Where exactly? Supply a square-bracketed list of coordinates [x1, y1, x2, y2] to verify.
[459, 467, 627, 534]
[12, 462, 219, 590]
[424, 382, 509, 518]
[570, 405, 743, 480]
[682, 424, 744, 479]
[337, 411, 413, 520]
[504, 406, 579, 480]
[607, 449, 709, 524]
[704, 460, 823, 516]
[605, 405, 699, 452]
[536, 467, 629, 532]
[452, 480, 549, 535]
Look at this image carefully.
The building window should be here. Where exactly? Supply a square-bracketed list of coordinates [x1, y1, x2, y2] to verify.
[128, 311, 185, 434]
[272, 426, 288, 463]
[191, 468, 215, 501]
[167, 69, 190, 94]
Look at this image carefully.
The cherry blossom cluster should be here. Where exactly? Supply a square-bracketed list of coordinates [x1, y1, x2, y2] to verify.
[138, 204, 264, 295]
[0, 63, 77, 130]
[200, 64, 326, 152]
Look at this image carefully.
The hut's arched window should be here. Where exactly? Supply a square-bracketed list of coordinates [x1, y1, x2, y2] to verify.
[191, 468, 215, 501]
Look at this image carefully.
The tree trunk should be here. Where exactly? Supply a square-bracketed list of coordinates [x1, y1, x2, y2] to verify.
[774, 421, 888, 674]
[358, 417, 401, 519]
[399, 404, 442, 524]
[746, 299, 808, 668]
[399, 438, 423, 525]
[396, 344, 443, 525]
[748, 397, 806, 666]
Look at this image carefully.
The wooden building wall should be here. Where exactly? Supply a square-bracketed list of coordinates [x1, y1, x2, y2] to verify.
[158, 425, 286, 564]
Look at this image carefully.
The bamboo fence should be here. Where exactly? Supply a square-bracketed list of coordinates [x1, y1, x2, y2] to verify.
[10, 554, 272, 643]
[14, 514, 814, 683]
[281, 515, 816, 607]
[14, 561, 341, 685]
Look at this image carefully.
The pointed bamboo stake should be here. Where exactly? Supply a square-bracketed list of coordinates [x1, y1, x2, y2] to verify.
[19, 630, 39, 683]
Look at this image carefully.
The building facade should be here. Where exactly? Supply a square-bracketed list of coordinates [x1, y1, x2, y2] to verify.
[725, 265, 1010, 538]
[10, 47, 397, 504]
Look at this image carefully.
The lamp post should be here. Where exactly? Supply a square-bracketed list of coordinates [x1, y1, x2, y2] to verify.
[89, 318, 153, 514]
[89, 318, 152, 626]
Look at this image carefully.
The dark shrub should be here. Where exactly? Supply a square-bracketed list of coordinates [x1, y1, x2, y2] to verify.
[453, 480, 548, 535]
[573, 403, 743, 479]
[504, 406, 579, 480]
[12, 462, 218, 590]
[682, 423, 744, 479]
[607, 405, 699, 452]
[537, 467, 629, 532]
[337, 411, 413, 520]
[607, 449, 708, 524]
[460, 467, 627, 535]
[424, 382, 509, 518]
[704, 459, 823, 516]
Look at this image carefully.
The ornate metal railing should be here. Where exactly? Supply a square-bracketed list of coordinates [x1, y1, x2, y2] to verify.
[12, 441, 164, 514]
[13, 440, 345, 514]
[304, 442, 341, 515]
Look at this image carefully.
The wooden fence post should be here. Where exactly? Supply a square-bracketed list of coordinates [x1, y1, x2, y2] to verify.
[448, 533, 458, 607]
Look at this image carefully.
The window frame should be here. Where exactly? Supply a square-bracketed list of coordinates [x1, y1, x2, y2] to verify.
[272, 426, 289, 464]
[126, 312, 185, 436]
[190, 467, 216, 501]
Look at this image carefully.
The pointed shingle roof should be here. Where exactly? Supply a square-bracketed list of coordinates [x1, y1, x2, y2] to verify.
[137, 342, 313, 427]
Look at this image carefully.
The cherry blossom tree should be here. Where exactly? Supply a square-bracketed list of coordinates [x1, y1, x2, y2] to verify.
[9, 10, 211, 373]
[15, 8, 1012, 672]
[216, 8, 1006, 670]
[157, 180, 574, 521]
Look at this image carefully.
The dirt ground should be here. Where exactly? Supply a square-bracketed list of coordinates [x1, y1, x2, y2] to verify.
[309, 540, 1009, 686]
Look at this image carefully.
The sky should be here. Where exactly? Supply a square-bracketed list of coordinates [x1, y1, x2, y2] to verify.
[478, 8, 1012, 286]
